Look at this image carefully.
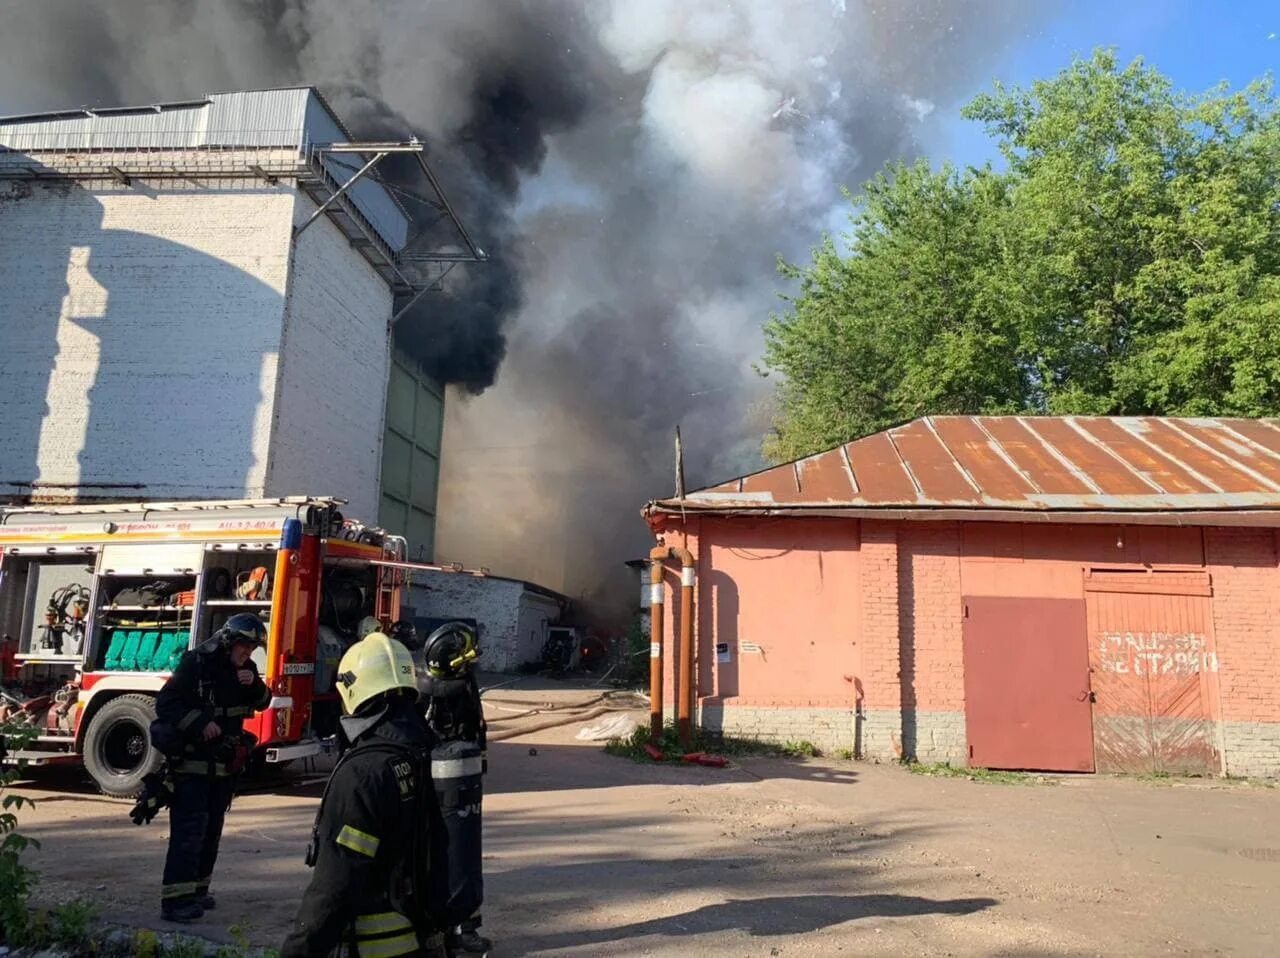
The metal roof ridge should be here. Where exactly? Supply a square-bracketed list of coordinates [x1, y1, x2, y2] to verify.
[972, 416, 1043, 494]
[1063, 416, 1165, 493]
[922, 415, 982, 496]
[1115, 418, 1225, 493]
[1218, 420, 1280, 465]
[1016, 417, 1104, 493]
[885, 425, 924, 496]
[1161, 418, 1280, 492]
[838, 443, 859, 494]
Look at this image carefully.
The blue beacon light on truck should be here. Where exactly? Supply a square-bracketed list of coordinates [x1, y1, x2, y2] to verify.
[281, 518, 303, 551]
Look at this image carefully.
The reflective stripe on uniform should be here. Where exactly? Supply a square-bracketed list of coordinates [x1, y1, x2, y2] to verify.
[161, 881, 201, 900]
[177, 709, 204, 731]
[431, 756, 483, 778]
[355, 931, 419, 958]
[354, 912, 414, 936]
[214, 705, 254, 718]
[335, 824, 380, 858]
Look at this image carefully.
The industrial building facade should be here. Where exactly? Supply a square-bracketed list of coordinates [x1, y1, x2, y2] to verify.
[645, 416, 1280, 778]
[0, 89, 470, 551]
[381, 346, 446, 559]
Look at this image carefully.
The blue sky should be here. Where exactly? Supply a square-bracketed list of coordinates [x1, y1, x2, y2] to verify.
[937, 0, 1279, 168]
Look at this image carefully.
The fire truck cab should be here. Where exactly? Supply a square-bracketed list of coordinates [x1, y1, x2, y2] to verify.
[0, 496, 406, 797]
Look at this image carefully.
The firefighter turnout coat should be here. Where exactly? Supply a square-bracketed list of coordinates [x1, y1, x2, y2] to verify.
[155, 640, 270, 773]
[282, 700, 443, 958]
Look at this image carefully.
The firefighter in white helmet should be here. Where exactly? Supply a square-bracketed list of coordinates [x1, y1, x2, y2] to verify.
[282, 632, 446, 957]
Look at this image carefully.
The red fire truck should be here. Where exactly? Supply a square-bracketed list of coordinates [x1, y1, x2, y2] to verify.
[0, 497, 408, 796]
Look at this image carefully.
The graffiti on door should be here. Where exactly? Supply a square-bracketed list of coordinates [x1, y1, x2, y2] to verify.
[1086, 572, 1221, 775]
[1097, 631, 1220, 678]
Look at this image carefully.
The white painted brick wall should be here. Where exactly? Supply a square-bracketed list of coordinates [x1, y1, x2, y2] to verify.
[410, 574, 566, 673]
[516, 592, 564, 670]
[695, 705, 968, 763]
[262, 197, 392, 523]
[411, 573, 532, 673]
[0, 177, 293, 498]
[1222, 722, 1280, 778]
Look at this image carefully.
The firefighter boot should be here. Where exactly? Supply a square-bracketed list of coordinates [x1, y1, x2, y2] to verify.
[160, 899, 204, 923]
[195, 876, 216, 911]
[452, 919, 492, 954]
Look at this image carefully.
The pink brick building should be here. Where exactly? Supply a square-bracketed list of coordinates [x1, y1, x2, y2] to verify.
[643, 417, 1280, 777]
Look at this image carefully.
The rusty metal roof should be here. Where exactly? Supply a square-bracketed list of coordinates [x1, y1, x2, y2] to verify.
[649, 417, 1280, 522]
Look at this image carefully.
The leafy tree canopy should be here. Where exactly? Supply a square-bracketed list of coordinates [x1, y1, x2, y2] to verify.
[760, 49, 1280, 463]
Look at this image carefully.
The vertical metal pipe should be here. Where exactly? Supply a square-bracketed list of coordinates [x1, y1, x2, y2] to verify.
[648, 547, 669, 742]
[675, 548, 696, 749]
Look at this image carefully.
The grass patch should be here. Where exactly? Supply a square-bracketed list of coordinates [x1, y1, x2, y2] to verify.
[51, 898, 97, 950]
[905, 761, 1057, 786]
[604, 724, 822, 763]
[134, 928, 163, 958]
[166, 936, 210, 958]
[1132, 771, 1278, 789]
[1226, 776, 1278, 789]
[1133, 770, 1184, 786]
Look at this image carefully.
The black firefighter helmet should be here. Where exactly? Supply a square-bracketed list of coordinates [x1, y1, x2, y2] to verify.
[219, 612, 267, 650]
[423, 622, 479, 678]
[389, 619, 423, 652]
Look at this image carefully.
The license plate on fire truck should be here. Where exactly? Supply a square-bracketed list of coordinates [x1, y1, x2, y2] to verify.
[281, 662, 316, 676]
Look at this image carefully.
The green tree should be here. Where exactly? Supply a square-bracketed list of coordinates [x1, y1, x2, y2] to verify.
[761, 50, 1280, 463]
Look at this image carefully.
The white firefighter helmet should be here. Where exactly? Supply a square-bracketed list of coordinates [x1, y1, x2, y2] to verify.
[358, 615, 383, 640]
[335, 632, 417, 714]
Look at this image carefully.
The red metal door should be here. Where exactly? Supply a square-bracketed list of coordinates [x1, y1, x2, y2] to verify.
[1085, 571, 1220, 775]
[962, 597, 1094, 772]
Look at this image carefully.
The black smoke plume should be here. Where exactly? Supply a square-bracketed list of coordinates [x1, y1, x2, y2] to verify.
[0, 0, 1054, 618]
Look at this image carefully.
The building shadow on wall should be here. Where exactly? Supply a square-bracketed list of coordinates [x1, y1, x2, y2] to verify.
[1, 167, 282, 503]
[704, 568, 739, 700]
[897, 537, 920, 761]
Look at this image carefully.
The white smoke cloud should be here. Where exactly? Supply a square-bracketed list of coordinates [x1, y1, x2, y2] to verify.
[0, 0, 1052, 617]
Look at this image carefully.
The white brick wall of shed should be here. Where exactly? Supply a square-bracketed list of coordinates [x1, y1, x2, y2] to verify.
[262, 197, 392, 523]
[410, 573, 562, 674]
[0, 179, 294, 498]
[515, 592, 564, 672]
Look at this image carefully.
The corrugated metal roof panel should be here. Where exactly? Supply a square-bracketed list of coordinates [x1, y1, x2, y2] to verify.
[845, 431, 919, 503]
[655, 416, 1280, 517]
[204, 88, 309, 147]
[931, 417, 1036, 500]
[795, 448, 856, 502]
[980, 418, 1094, 495]
[894, 418, 979, 501]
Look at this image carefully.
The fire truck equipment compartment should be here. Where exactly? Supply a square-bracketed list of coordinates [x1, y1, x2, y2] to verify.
[104, 629, 189, 672]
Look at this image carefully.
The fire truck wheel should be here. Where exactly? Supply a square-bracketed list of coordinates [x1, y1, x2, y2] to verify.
[83, 694, 163, 798]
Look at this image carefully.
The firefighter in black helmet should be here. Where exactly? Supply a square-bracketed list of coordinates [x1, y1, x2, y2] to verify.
[420, 622, 490, 954]
[282, 633, 446, 957]
[390, 619, 423, 652]
[154, 613, 270, 922]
